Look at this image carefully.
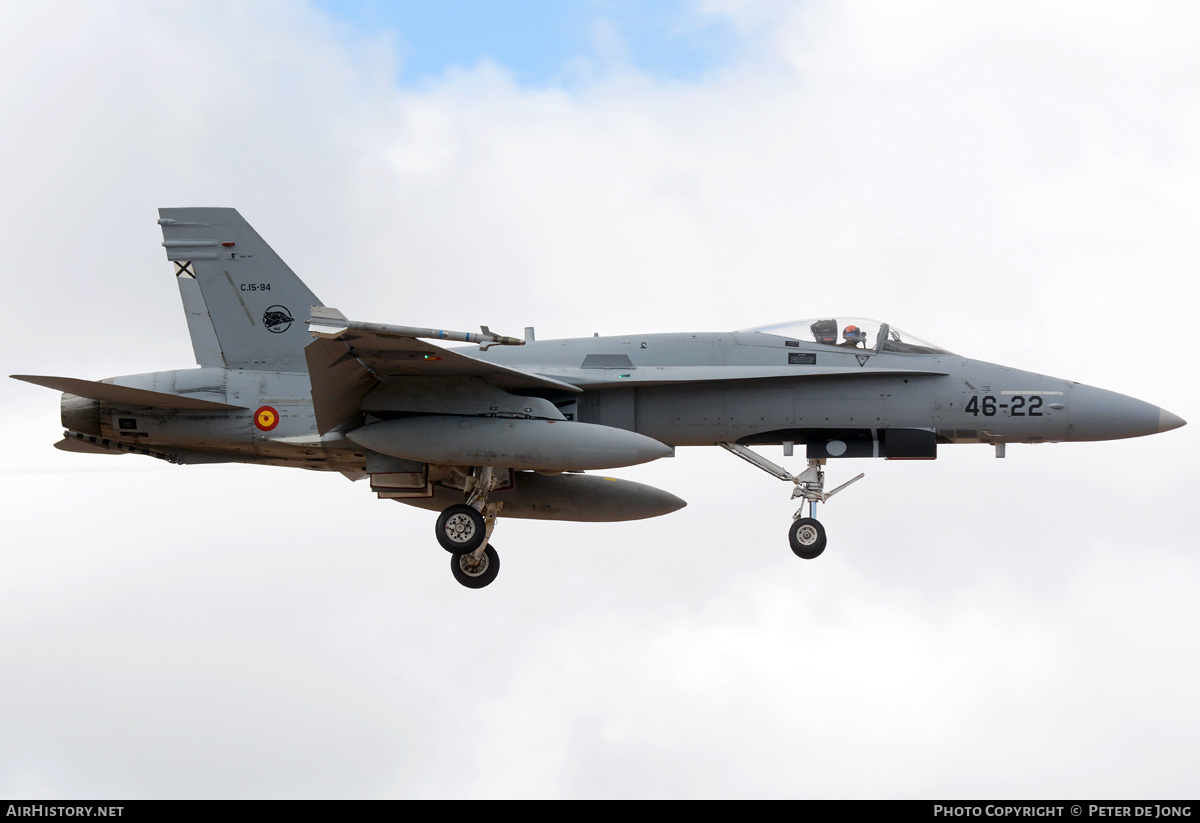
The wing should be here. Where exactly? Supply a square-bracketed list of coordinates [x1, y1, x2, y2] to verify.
[304, 308, 580, 434]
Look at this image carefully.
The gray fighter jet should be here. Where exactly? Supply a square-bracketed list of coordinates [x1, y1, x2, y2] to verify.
[13, 209, 1187, 588]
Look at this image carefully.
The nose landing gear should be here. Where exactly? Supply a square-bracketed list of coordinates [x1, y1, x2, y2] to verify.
[719, 443, 863, 561]
[789, 518, 826, 559]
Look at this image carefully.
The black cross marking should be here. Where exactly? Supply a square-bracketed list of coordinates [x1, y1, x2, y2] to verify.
[174, 261, 195, 278]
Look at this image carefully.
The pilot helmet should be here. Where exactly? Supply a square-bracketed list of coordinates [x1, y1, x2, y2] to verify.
[843, 324, 866, 344]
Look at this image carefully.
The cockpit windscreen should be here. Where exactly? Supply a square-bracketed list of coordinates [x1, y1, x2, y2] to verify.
[742, 318, 953, 354]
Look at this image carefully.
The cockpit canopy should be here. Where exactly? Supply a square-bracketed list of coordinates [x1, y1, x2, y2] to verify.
[742, 318, 953, 355]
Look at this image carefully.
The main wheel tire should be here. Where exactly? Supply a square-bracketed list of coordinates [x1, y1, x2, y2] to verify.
[789, 517, 827, 559]
[436, 504, 486, 554]
[451, 544, 500, 589]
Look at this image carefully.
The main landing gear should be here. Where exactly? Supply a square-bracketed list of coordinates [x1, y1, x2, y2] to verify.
[719, 443, 864, 561]
[435, 466, 504, 588]
[451, 544, 500, 589]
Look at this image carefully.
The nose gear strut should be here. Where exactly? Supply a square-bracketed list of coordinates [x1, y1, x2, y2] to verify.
[718, 443, 864, 560]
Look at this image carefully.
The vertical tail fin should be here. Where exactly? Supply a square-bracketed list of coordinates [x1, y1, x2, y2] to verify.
[159, 207, 322, 372]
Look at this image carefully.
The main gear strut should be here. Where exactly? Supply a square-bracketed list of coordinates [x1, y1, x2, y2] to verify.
[435, 465, 504, 587]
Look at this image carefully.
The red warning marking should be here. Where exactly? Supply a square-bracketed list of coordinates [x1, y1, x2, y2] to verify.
[254, 406, 279, 431]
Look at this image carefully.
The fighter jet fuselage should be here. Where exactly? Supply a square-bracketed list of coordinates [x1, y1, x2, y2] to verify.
[48, 335, 1177, 460]
[14, 209, 1185, 588]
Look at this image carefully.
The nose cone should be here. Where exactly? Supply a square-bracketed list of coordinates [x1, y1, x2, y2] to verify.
[1068, 383, 1187, 442]
[1159, 408, 1187, 433]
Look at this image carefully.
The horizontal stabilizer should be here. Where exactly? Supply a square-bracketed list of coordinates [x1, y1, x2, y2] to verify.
[11, 375, 246, 410]
[54, 436, 126, 455]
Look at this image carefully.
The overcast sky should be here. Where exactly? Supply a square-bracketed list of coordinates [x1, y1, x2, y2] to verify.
[1, 0, 1197, 799]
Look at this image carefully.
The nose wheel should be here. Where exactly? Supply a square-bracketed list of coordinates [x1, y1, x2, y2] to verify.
[788, 518, 827, 559]
[720, 443, 862, 561]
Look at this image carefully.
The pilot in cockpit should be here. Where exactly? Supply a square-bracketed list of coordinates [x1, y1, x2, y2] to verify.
[839, 325, 867, 348]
